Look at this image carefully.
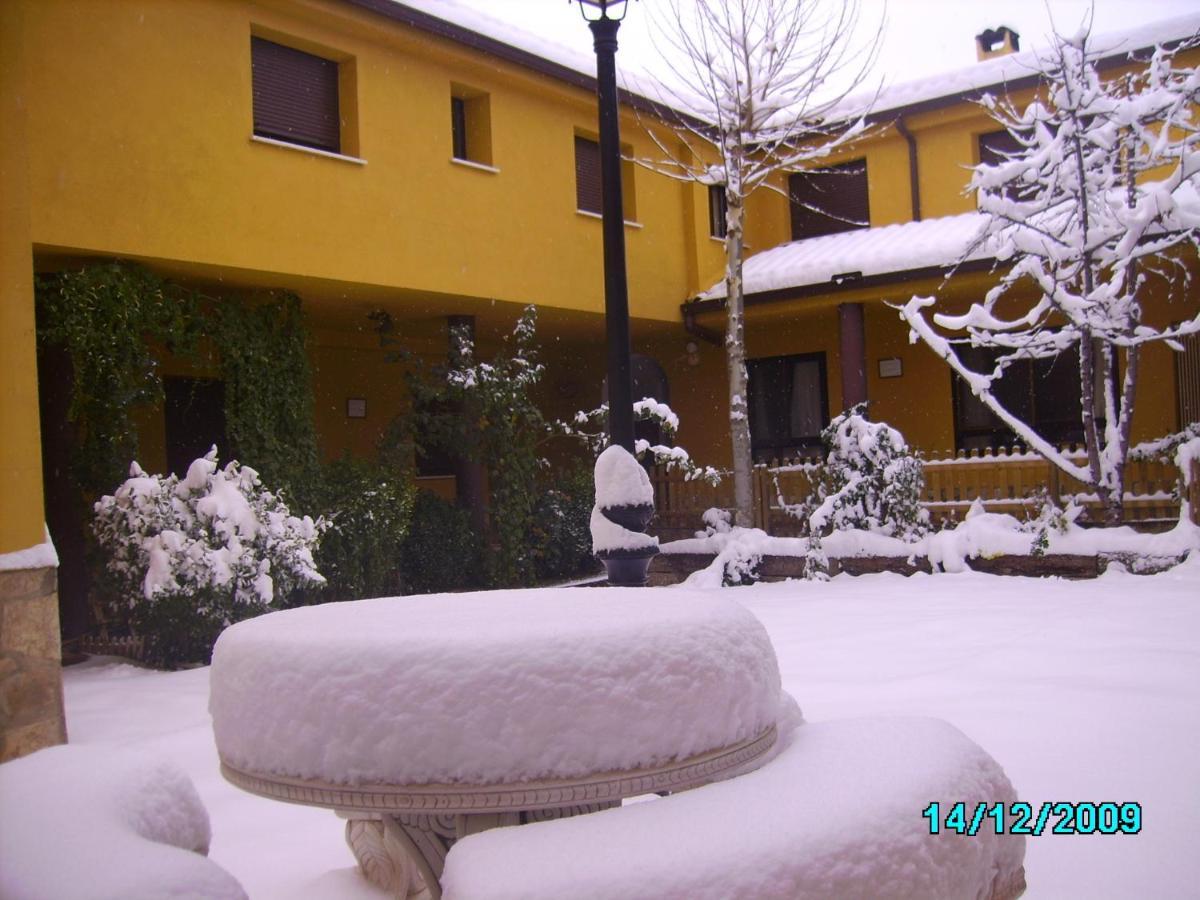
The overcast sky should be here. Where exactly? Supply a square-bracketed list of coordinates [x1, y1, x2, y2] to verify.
[445, 0, 1199, 94]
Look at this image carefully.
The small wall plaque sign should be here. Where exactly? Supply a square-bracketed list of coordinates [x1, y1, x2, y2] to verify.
[878, 357, 903, 379]
[346, 397, 367, 418]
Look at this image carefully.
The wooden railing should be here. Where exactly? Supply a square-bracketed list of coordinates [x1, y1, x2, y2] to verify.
[650, 449, 1196, 539]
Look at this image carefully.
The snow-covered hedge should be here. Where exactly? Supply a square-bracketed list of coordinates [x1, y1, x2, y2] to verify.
[93, 448, 324, 666]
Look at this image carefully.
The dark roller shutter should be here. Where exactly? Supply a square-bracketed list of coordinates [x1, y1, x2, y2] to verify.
[978, 129, 1021, 167]
[789, 158, 869, 241]
[252, 36, 340, 153]
[574, 136, 602, 214]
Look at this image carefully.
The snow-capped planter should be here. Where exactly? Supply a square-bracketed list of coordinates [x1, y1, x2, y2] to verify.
[441, 717, 1026, 900]
[591, 445, 659, 586]
[0, 745, 246, 899]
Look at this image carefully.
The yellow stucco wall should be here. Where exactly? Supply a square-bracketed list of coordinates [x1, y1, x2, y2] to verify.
[10, 0, 1198, 494]
[21, 0, 703, 327]
[0, 2, 47, 553]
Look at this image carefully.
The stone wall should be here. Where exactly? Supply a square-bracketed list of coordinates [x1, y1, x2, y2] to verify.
[0, 565, 66, 762]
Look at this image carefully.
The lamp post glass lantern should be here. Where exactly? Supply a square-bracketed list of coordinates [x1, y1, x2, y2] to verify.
[575, 0, 656, 586]
[575, 0, 630, 21]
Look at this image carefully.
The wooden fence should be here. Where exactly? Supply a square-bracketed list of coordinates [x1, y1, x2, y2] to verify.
[651, 448, 1198, 539]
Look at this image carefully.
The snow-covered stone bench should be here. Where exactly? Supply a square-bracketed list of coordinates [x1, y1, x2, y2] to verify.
[210, 588, 783, 898]
[441, 716, 1027, 900]
[0, 744, 246, 899]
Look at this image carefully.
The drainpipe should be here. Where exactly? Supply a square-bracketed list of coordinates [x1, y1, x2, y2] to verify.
[895, 116, 921, 222]
[683, 307, 723, 346]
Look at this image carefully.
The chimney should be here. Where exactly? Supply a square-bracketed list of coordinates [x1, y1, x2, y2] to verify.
[975, 26, 1020, 61]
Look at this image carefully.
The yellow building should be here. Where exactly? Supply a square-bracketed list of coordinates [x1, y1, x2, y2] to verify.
[677, 20, 1200, 466]
[2, 1, 1199, 757]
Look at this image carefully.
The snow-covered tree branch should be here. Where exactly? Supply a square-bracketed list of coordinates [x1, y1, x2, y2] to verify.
[638, 0, 881, 526]
[899, 26, 1200, 522]
[558, 398, 722, 484]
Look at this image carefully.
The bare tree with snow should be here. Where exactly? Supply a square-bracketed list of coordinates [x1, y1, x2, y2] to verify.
[899, 25, 1200, 523]
[639, 0, 880, 526]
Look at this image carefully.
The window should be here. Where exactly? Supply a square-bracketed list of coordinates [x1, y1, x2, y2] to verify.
[708, 184, 728, 238]
[251, 36, 341, 154]
[788, 159, 868, 241]
[575, 136, 603, 214]
[978, 129, 1021, 168]
[574, 134, 636, 221]
[450, 86, 493, 166]
[953, 346, 1084, 451]
[451, 97, 467, 160]
[747, 353, 829, 461]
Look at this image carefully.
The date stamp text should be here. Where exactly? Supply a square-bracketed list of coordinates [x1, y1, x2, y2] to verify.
[922, 801, 1142, 836]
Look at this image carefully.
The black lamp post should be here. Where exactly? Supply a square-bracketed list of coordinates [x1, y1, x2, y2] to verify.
[576, 0, 635, 452]
[576, 0, 657, 586]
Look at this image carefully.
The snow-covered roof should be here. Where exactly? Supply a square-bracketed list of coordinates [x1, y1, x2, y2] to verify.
[364, 3, 1200, 127]
[843, 13, 1200, 120]
[346, 0, 671, 107]
[697, 212, 996, 301]
[384, 0, 599, 78]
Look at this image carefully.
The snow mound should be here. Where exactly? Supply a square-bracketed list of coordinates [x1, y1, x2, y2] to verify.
[441, 716, 1025, 900]
[593, 445, 654, 508]
[210, 588, 780, 786]
[0, 744, 246, 900]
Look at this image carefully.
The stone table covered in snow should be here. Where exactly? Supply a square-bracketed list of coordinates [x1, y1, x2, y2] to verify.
[208, 589, 782, 898]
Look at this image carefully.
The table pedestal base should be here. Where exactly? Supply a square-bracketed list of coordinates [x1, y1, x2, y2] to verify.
[343, 803, 620, 899]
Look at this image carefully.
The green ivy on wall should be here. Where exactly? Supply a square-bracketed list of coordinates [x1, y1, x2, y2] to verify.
[211, 292, 318, 498]
[35, 262, 318, 500]
[35, 262, 200, 495]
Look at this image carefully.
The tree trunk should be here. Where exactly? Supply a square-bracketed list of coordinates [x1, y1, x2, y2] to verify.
[725, 195, 754, 527]
[1077, 334, 1110, 514]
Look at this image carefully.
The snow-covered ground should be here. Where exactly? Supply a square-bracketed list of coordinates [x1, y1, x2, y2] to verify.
[60, 561, 1200, 899]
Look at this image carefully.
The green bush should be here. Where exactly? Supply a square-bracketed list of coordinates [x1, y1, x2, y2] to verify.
[293, 457, 415, 604]
[400, 490, 484, 595]
[531, 466, 602, 582]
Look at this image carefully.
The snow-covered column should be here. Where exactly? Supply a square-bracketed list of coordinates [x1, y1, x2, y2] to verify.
[590, 445, 659, 586]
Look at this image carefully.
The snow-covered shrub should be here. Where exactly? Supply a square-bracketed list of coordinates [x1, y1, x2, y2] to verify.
[92, 449, 324, 666]
[1020, 488, 1081, 557]
[808, 404, 929, 540]
[696, 508, 761, 585]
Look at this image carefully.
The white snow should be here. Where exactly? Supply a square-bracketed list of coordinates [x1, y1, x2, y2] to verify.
[696, 212, 995, 300]
[0, 743, 245, 900]
[441, 716, 1024, 900]
[0, 527, 58, 571]
[53, 561, 1200, 899]
[593, 444, 655, 508]
[209, 589, 780, 786]
[590, 504, 660, 553]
